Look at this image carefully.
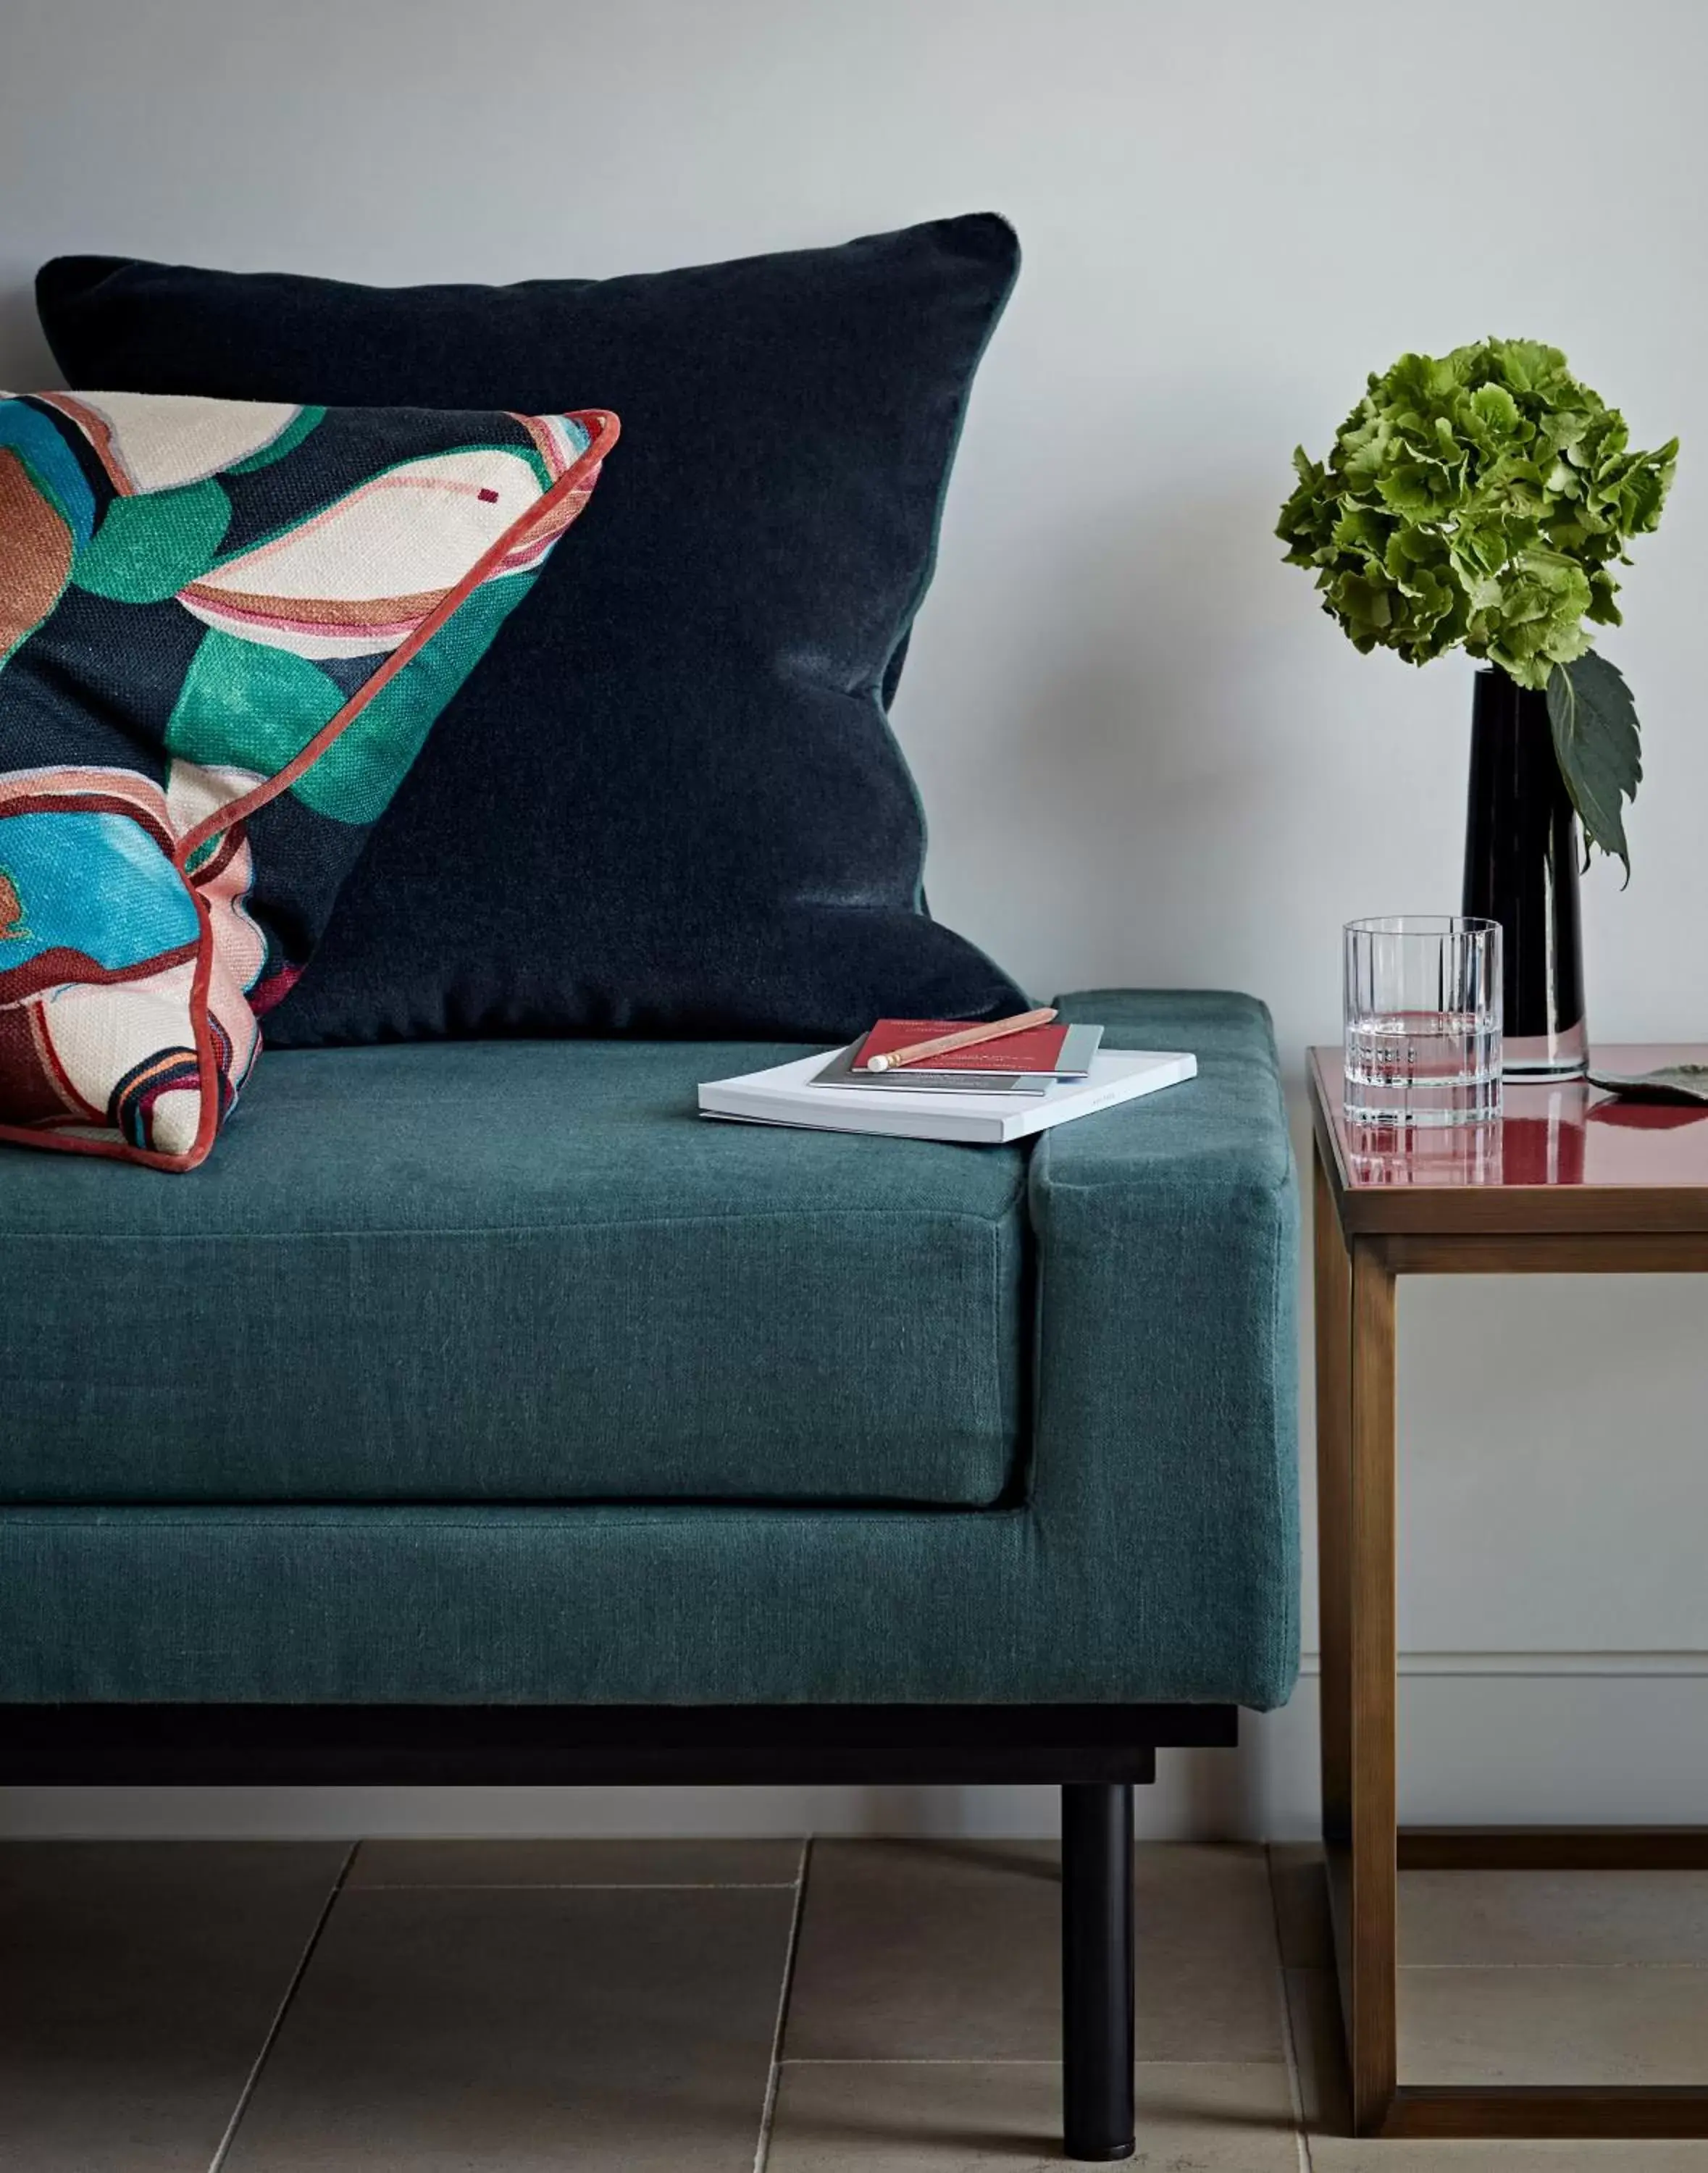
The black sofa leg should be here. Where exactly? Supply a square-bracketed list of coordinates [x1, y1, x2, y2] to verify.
[1060, 1780, 1135, 2161]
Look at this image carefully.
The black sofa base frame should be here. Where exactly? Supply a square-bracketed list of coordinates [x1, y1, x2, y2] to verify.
[0, 1701, 1239, 2164]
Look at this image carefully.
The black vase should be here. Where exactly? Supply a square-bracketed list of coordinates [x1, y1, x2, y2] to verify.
[1461, 667, 1587, 1079]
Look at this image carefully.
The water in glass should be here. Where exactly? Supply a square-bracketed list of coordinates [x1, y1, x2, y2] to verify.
[1344, 1008, 1500, 1126]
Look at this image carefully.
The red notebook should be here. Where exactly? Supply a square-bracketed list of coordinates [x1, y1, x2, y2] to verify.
[853, 1018, 1072, 1073]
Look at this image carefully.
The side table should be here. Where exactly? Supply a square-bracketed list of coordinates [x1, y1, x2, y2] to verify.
[1308, 1044, 1708, 2140]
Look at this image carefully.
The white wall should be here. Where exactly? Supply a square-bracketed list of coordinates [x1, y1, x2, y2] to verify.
[4, 0, 1706, 1841]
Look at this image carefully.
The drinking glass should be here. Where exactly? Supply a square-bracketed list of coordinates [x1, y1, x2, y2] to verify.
[1343, 916, 1502, 1126]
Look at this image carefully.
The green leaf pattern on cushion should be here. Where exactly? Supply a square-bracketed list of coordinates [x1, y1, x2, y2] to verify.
[298, 577, 537, 826]
[167, 578, 537, 828]
[166, 627, 346, 782]
[74, 478, 233, 603]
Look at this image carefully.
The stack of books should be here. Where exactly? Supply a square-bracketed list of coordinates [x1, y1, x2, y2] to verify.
[699, 1011, 1195, 1144]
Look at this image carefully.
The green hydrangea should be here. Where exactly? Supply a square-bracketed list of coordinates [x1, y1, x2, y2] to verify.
[1278, 338, 1677, 871]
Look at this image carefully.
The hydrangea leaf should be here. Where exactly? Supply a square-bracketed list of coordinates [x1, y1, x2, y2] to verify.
[1586, 569, 1623, 625]
[1546, 650, 1643, 879]
[1585, 1063, 1708, 1106]
[1468, 382, 1520, 438]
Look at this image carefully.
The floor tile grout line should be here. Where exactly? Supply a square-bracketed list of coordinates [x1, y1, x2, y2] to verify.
[1264, 1844, 1315, 2173]
[776, 2058, 1293, 2068]
[352, 1879, 801, 1891]
[1402, 1959, 1708, 1970]
[206, 1840, 358, 2173]
[752, 1833, 812, 2173]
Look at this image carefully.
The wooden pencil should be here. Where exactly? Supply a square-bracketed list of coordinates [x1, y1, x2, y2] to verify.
[863, 1007, 1059, 1072]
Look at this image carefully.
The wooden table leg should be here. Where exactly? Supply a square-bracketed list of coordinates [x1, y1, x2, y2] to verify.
[1347, 1236, 1398, 2130]
[1313, 1144, 1352, 1850]
[1315, 1145, 1399, 2135]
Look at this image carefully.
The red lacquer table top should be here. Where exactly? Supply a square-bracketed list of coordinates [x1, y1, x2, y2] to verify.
[1307, 1044, 1708, 1237]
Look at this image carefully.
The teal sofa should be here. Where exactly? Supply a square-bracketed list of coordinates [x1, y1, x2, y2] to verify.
[0, 985, 1298, 2161]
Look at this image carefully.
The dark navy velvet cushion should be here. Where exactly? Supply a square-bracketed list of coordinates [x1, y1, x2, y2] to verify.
[37, 217, 1026, 1043]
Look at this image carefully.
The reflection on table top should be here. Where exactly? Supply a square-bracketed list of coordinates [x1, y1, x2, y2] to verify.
[1308, 1044, 1708, 1197]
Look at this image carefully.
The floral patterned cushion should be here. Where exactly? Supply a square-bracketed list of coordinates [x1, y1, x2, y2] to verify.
[0, 390, 616, 1168]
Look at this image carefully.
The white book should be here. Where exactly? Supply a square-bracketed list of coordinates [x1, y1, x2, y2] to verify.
[698, 1045, 1197, 1145]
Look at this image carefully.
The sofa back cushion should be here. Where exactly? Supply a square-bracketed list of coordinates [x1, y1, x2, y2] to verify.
[0, 389, 614, 1168]
[38, 216, 1026, 1045]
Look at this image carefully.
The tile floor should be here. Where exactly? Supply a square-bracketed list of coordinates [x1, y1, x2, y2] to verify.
[4, 1836, 1708, 2169]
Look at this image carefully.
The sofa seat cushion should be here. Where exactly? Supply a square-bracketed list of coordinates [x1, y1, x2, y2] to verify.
[0, 1039, 1027, 1506]
[1, 990, 1301, 1709]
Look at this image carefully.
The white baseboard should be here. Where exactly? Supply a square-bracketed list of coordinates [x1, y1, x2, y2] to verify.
[4, 1667, 1704, 1839]
[1302, 1650, 1708, 1678]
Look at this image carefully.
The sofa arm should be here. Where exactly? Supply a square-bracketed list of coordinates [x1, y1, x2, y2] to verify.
[1024, 989, 1299, 1709]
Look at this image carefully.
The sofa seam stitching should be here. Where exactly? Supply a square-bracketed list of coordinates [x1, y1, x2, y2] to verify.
[0, 1202, 1028, 1244]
